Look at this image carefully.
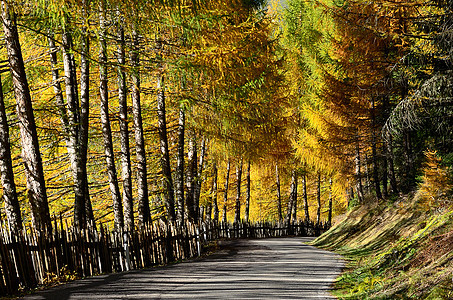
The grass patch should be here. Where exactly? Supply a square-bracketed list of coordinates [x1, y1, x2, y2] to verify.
[313, 195, 453, 299]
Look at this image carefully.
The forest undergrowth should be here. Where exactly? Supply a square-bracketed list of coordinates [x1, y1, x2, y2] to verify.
[313, 194, 453, 299]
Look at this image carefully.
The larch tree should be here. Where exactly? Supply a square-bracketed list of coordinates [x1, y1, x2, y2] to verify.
[99, 0, 123, 231]
[130, 27, 151, 227]
[0, 73, 22, 232]
[116, 7, 134, 230]
[1, 0, 51, 231]
[233, 158, 243, 224]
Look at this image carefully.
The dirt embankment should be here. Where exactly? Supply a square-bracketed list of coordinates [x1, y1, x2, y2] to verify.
[313, 196, 453, 299]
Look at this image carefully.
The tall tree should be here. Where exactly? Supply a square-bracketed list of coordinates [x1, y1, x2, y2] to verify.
[99, 0, 123, 231]
[275, 164, 282, 222]
[186, 133, 197, 221]
[285, 169, 297, 225]
[176, 108, 185, 222]
[61, 28, 88, 230]
[80, 0, 93, 224]
[194, 137, 206, 222]
[211, 161, 219, 223]
[316, 172, 321, 226]
[244, 160, 251, 223]
[327, 178, 333, 227]
[0, 74, 22, 232]
[233, 158, 243, 224]
[355, 142, 364, 203]
[302, 173, 309, 223]
[156, 47, 175, 222]
[116, 8, 134, 230]
[222, 160, 230, 223]
[130, 28, 150, 227]
[1, 0, 51, 231]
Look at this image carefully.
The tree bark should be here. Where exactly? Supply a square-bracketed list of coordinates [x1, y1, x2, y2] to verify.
[355, 140, 364, 203]
[1, 1, 51, 231]
[275, 164, 282, 222]
[186, 133, 197, 221]
[316, 172, 321, 226]
[244, 160, 251, 223]
[303, 173, 309, 223]
[222, 160, 230, 223]
[130, 29, 150, 227]
[211, 162, 219, 223]
[176, 108, 185, 223]
[291, 174, 298, 223]
[194, 137, 206, 222]
[0, 74, 22, 232]
[99, 1, 123, 231]
[328, 178, 333, 227]
[116, 10, 133, 230]
[80, 2, 93, 224]
[233, 159, 243, 224]
[156, 75, 175, 221]
[371, 99, 382, 199]
[48, 35, 68, 131]
[382, 152, 388, 198]
[386, 133, 398, 194]
[61, 30, 87, 230]
[404, 131, 415, 190]
[285, 169, 297, 225]
[364, 154, 370, 193]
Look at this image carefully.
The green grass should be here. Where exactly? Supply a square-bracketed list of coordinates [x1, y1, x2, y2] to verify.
[313, 196, 453, 299]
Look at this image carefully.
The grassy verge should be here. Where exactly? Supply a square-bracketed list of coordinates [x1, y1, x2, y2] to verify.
[313, 195, 453, 299]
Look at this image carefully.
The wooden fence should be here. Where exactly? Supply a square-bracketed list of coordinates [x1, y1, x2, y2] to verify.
[0, 219, 329, 296]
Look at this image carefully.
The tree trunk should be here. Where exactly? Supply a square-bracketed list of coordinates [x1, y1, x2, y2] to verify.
[233, 159, 243, 224]
[370, 98, 382, 199]
[382, 152, 388, 198]
[349, 186, 354, 208]
[222, 160, 230, 223]
[205, 204, 212, 223]
[364, 154, 370, 193]
[1, 1, 51, 231]
[194, 137, 206, 222]
[99, 2, 123, 231]
[0, 74, 22, 232]
[244, 160, 251, 223]
[186, 133, 197, 221]
[386, 133, 398, 194]
[156, 75, 175, 221]
[48, 34, 68, 131]
[116, 11, 133, 230]
[327, 178, 333, 227]
[303, 173, 309, 223]
[130, 29, 150, 227]
[355, 141, 364, 203]
[80, 3, 93, 224]
[62, 30, 88, 230]
[316, 172, 321, 226]
[404, 131, 415, 190]
[176, 108, 185, 223]
[291, 173, 298, 223]
[285, 169, 297, 225]
[211, 162, 219, 223]
[275, 164, 282, 222]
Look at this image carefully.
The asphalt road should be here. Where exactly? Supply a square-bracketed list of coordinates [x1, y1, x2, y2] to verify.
[22, 237, 344, 300]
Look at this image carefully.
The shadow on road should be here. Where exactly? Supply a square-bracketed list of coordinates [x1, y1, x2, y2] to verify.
[22, 237, 344, 300]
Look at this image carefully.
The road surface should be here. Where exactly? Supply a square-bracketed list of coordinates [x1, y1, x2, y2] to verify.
[22, 237, 344, 300]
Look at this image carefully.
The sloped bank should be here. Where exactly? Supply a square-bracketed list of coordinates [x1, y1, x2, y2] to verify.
[312, 195, 453, 299]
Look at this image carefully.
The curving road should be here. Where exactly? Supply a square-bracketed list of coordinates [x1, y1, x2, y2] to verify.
[22, 237, 344, 300]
